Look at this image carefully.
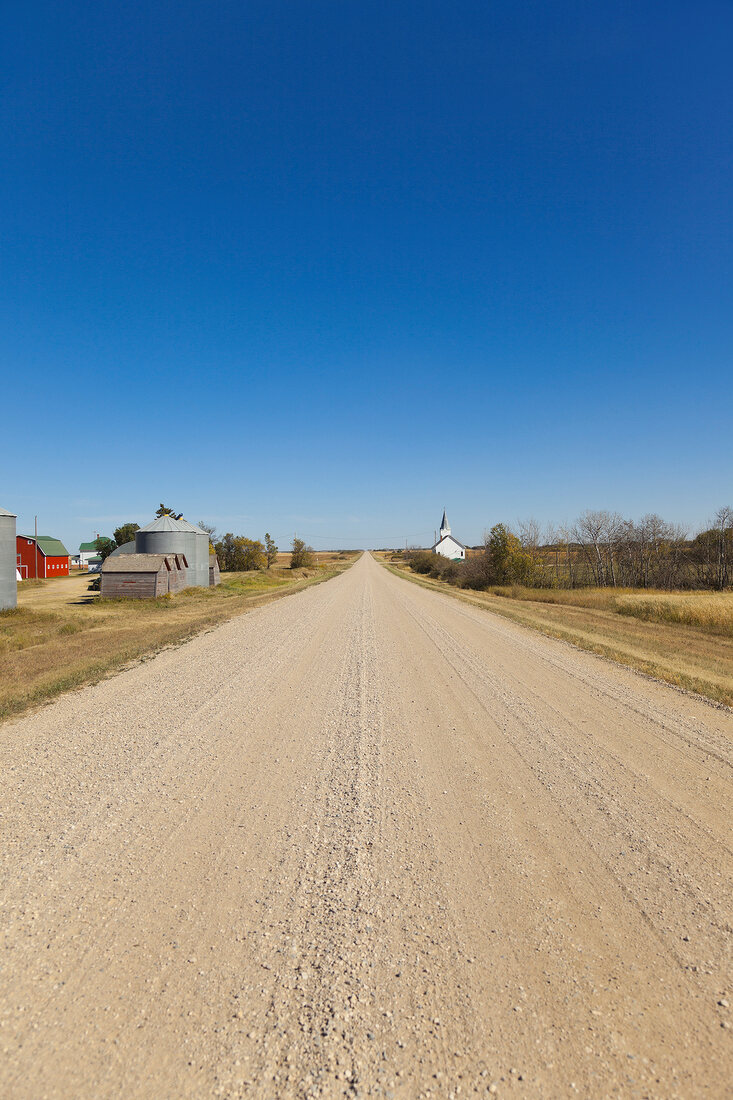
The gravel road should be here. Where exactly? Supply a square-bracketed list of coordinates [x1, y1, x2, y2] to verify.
[1, 552, 731, 1098]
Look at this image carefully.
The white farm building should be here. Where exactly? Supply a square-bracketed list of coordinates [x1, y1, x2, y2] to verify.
[432, 510, 466, 561]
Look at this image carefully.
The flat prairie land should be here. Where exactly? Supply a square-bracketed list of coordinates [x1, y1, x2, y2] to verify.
[379, 557, 733, 706]
[0, 556, 357, 722]
[274, 549, 358, 567]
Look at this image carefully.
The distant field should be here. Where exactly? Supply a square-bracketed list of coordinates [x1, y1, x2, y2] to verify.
[273, 550, 356, 567]
[0, 554, 359, 722]
[378, 557, 733, 707]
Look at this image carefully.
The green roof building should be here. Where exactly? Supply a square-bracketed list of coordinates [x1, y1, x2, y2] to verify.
[16, 534, 71, 579]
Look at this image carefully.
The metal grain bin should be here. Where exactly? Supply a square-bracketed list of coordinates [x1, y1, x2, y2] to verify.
[135, 516, 210, 588]
[176, 518, 211, 588]
[0, 506, 17, 610]
[109, 541, 137, 556]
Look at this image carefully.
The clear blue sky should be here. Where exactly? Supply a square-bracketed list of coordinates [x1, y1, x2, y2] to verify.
[1, 2, 731, 550]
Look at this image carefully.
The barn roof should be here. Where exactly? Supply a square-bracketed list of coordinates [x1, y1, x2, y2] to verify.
[19, 535, 70, 557]
[0, 506, 17, 518]
[102, 553, 173, 573]
[38, 536, 70, 557]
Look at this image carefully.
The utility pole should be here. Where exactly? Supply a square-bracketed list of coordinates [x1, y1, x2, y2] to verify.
[34, 515, 39, 579]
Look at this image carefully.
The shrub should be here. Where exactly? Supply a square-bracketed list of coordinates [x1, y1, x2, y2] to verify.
[458, 553, 493, 590]
[407, 550, 435, 575]
[291, 536, 315, 569]
[215, 534, 266, 571]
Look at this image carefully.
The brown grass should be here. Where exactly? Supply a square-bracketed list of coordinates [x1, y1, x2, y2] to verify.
[0, 557, 358, 723]
[382, 561, 733, 708]
[481, 586, 733, 636]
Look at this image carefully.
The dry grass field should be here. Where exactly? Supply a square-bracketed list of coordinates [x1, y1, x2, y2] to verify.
[0, 554, 358, 722]
[488, 585, 733, 635]
[379, 557, 733, 707]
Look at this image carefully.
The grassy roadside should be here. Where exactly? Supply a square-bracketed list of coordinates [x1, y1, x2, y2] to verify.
[0, 555, 358, 723]
[381, 560, 733, 708]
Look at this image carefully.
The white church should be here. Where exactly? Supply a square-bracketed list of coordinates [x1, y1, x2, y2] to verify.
[432, 509, 466, 561]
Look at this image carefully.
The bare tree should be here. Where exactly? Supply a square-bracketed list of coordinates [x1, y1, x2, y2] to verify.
[715, 506, 733, 590]
[517, 517, 541, 552]
[558, 522, 576, 587]
[602, 512, 625, 588]
[545, 522, 560, 584]
[574, 511, 606, 585]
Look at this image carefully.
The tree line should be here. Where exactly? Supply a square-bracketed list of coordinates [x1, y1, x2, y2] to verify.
[407, 507, 733, 591]
[212, 532, 315, 572]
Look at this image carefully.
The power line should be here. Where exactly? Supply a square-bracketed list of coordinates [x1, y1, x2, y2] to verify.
[269, 533, 430, 544]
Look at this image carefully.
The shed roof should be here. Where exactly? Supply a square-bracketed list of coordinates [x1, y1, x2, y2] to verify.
[19, 535, 70, 557]
[102, 553, 172, 573]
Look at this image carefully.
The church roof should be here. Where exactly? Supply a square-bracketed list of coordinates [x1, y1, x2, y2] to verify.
[440, 509, 449, 530]
[431, 533, 466, 551]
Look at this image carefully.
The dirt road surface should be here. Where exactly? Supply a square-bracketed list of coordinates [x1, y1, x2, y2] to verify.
[1, 553, 731, 1098]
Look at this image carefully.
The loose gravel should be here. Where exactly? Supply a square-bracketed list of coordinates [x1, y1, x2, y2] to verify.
[1, 552, 731, 1097]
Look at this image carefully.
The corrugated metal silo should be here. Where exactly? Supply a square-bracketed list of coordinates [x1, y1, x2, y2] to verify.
[109, 541, 137, 556]
[175, 518, 211, 588]
[0, 506, 18, 610]
[135, 516, 210, 588]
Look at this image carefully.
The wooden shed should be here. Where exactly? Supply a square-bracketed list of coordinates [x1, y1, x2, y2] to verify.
[166, 553, 189, 594]
[209, 553, 221, 586]
[100, 553, 185, 599]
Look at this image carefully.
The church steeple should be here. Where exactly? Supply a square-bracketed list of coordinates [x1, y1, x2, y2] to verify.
[440, 509, 450, 538]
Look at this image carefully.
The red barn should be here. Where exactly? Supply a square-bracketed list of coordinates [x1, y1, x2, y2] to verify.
[16, 535, 70, 579]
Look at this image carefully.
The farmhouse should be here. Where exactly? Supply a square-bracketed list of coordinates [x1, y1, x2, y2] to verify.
[100, 553, 188, 599]
[16, 535, 70, 579]
[432, 510, 466, 561]
[77, 540, 101, 568]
